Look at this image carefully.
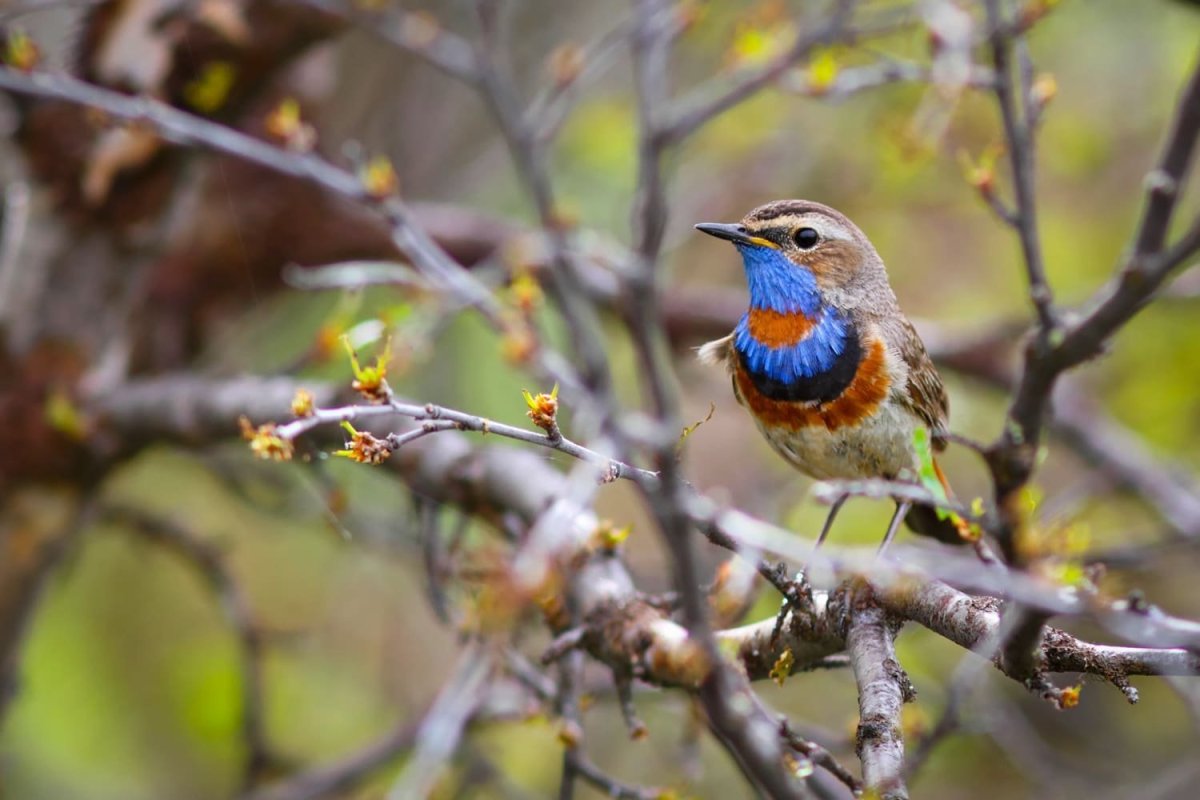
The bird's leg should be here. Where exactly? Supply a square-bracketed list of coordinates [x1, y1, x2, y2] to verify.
[765, 560, 795, 645]
[815, 494, 848, 549]
[769, 566, 813, 645]
[879, 500, 912, 553]
[768, 498, 850, 643]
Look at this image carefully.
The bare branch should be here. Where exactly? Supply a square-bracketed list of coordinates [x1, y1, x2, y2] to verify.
[508, 651, 663, 800]
[783, 58, 995, 100]
[718, 591, 845, 681]
[106, 505, 276, 789]
[1053, 379, 1200, 538]
[564, 752, 662, 800]
[386, 642, 494, 799]
[993, 52, 1200, 504]
[79, 373, 1200, 667]
[530, 21, 636, 145]
[985, 0, 1057, 331]
[84, 376, 1200, 692]
[996, 607, 1056, 702]
[0, 65, 585, 397]
[0, 493, 92, 720]
[661, 0, 857, 144]
[274, 394, 655, 485]
[844, 584, 911, 800]
[879, 578, 1200, 691]
[246, 720, 417, 800]
[780, 720, 863, 796]
[245, 672, 546, 800]
[296, 0, 480, 84]
[468, 2, 616, 403]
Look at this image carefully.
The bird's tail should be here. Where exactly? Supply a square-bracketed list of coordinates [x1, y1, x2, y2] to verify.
[904, 458, 973, 545]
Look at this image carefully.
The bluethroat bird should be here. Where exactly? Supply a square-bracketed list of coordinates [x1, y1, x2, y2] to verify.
[696, 199, 965, 549]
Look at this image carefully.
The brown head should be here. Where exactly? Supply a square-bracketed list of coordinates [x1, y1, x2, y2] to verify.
[696, 200, 895, 310]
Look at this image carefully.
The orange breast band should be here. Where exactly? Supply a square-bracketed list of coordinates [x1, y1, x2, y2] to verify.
[736, 337, 891, 431]
[745, 308, 818, 348]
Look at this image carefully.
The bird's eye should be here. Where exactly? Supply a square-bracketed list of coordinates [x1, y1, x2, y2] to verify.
[793, 227, 820, 249]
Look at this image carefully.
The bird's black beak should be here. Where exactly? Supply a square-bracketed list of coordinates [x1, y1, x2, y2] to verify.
[694, 222, 755, 245]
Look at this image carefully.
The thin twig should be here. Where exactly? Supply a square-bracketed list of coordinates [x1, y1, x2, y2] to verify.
[275, 393, 656, 484]
[780, 719, 863, 795]
[506, 650, 664, 800]
[469, 0, 616, 404]
[991, 52, 1200, 506]
[0, 493, 95, 722]
[386, 641, 494, 799]
[86, 375, 1200, 685]
[0, 65, 585, 400]
[106, 504, 276, 789]
[530, 20, 636, 144]
[246, 720, 418, 800]
[297, 0, 481, 84]
[985, 0, 1057, 331]
[661, 0, 858, 144]
[565, 752, 662, 800]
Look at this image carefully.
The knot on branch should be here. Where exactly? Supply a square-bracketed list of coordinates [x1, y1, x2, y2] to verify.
[855, 713, 903, 760]
[540, 588, 709, 741]
[832, 578, 906, 641]
[886, 656, 918, 704]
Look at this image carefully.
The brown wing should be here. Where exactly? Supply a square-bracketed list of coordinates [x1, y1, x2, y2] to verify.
[894, 317, 949, 450]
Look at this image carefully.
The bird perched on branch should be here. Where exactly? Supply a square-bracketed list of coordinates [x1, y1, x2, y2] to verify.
[696, 199, 967, 548]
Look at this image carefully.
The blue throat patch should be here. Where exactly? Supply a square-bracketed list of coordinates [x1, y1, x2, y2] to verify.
[731, 243, 862, 403]
[736, 243, 821, 315]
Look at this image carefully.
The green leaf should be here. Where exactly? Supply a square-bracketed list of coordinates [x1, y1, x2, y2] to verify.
[911, 428, 951, 521]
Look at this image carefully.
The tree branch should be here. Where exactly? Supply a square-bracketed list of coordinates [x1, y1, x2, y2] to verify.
[986, 0, 1057, 331]
[386, 642, 494, 799]
[844, 583, 910, 800]
[86, 376, 1200, 682]
[992, 51, 1200, 504]
[0, 65, 585, 398]
[660, 0, 857, 144]
[106, 505, 276, 789]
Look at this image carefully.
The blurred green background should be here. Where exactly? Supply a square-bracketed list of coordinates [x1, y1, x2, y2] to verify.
[3, 1, 1200, 798]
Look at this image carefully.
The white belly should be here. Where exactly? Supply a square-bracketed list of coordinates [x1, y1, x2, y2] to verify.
[756, 402, 918, 481]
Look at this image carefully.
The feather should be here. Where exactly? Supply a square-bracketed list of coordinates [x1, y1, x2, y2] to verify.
[696, 334, 734, 369]
[893, 316, 949, 449]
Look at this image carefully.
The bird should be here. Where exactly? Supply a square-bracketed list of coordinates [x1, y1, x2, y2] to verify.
[695, 199, 967, 549]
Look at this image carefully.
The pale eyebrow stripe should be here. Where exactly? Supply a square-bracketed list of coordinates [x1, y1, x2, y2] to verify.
[752, 213, 855, 243]
[795, 214, 854, 243]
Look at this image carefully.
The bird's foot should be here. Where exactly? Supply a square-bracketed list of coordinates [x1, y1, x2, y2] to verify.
[768, 563, 813, 645]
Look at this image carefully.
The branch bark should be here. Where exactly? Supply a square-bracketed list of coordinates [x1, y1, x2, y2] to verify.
[844, 583, 910, 800]
[991, 51, 1200, 506]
